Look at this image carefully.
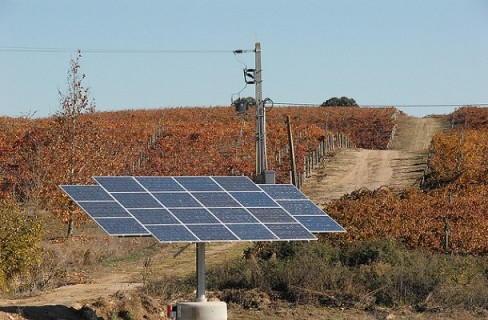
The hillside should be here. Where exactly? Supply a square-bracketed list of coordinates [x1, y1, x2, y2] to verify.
[0, 106, 487, 319]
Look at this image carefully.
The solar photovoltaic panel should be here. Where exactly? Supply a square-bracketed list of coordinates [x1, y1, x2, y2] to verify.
[94, 176, 145, 192]
[294, 215, 345, 233]
[77, 202, 130, 218]
[60, 176, 345, 243]
[259, 184, 308, 200]
[230, 191, 279, 207]
[136, 177, 184, 191]
[96, 218, 148, 236]
[60, 185, 113, 201]
[174, 176, 223, 191]
[128, 209, 179, 225]
[260, 184, 346, 233]
[152, 192, 202, 208]
[146, 225, 198, 242]
[191, 192, 240, 207]
[211, 176, 261, 191]
[59, 185, 151, 237]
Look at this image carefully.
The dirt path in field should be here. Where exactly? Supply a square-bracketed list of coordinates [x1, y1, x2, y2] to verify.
[300, 115, 448, 204]
[0, 242, 247, 319]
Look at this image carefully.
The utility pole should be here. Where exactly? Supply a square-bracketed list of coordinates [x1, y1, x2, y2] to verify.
[254, 42, 274, 183]
[255, 42, 266, 183]
[234, 42, 274, 183]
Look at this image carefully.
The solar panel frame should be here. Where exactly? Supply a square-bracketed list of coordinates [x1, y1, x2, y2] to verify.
[61, 176, 345, 243]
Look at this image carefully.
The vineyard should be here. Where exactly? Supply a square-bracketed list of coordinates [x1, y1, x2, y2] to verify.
[0, 106, 396, 227]
[325, 106, 488, 254]
[1, 106, 486, 254]
[1, 106, 487, 318]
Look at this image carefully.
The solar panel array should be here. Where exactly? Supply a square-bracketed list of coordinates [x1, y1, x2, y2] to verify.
[60, 176, 345, 243]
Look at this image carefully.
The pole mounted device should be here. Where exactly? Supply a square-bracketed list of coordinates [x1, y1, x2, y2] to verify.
[233, 42, 273, 183]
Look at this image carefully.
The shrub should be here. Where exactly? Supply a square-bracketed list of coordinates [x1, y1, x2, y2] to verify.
[207, 240, 488, 310]
[0, 198, 43, 292]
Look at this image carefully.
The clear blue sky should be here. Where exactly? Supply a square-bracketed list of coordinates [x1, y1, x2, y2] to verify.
[1, 0, 487, 118]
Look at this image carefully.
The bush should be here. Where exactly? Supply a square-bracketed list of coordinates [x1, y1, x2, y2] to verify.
[207, 240, 488, 310]
[339, 239, 403, 267]
[0, 199, 43, 292]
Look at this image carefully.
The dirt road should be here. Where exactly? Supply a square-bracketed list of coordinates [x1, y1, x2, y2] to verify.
[301, 116, 447, 204]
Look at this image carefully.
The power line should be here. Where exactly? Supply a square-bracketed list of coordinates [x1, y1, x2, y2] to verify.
[362, 103, 488, 108]
[0, 46, 235, 54]
[273, 102, 488, 108]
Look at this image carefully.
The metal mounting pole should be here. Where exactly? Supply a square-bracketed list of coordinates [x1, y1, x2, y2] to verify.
[286, 116, 297, 187]
[196, 243, 206, 302]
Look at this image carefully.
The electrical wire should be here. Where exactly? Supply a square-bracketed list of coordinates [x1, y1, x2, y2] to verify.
[272, 102, 488, 108]
[230, 48, 255, 103]
[0, 46, 235, 54]
[230, 83, 248, 104]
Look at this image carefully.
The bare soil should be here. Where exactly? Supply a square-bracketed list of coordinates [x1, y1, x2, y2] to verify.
[301, 116, 448, 204]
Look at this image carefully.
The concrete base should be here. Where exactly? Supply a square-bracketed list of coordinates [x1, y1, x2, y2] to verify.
[176, 301, 227, 320]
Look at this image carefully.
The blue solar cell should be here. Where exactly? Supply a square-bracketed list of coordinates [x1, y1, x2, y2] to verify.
[152, 192, 201, 208]
[248, 208, 297, 223]
[294, 216, 346, 233]
[226, 223, 277, 241]
[61, 185, 113, 201]
[175, 177, 222, 191]
[111, 193, 162, 208]
[259, 184, 307, 200]
[208, 208, 258, 223]
[94, 177, 145, 192]
[169, 208, 220, 224]
[128, 209, 179, 225]
[212, 176, 260, 191]
[96, 218, 148, 236]
[266, 223, 316, 240]
[78, 201, 130, 218]
[61, 175, 346, 242]
[136, 177, 184, 191]
[230, 191, 279, 207]
[277, 200, 325, 216]
[192, 192, 240, 207]
[146, 225, 198, 242]
[187, 224, 238, 241]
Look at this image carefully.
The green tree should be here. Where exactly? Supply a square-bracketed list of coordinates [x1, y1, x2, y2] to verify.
[321, 96, 358, 107]
[0, 199, 43, 292]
